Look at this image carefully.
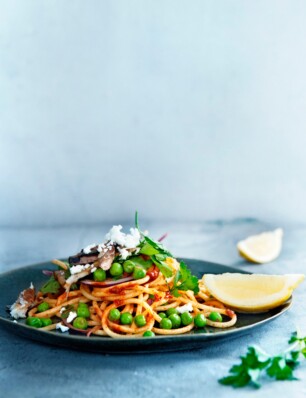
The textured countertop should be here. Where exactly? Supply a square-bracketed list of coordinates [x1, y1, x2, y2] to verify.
[1, 219, 306, 398]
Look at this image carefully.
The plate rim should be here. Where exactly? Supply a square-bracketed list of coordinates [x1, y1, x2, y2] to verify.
[0, 258, 292, 345]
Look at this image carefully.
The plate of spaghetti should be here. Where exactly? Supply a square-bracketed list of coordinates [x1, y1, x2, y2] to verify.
[0, 216, 292, 353]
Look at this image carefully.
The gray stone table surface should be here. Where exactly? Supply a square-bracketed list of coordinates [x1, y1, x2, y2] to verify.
[1, 219, 306, 398]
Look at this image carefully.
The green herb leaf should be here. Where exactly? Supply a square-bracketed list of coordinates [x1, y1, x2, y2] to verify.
[171, 288, 180, 298]
[170, 261, 199, 296]
[135, 211, 139, 230]
[40, 275, 61, 294]
[219, 347, 270, 388]
[134, 211, 173, 257]
[60, 305, 75, 319]
[139, 242, 159, 256]
[129, 256, 153, 270]
[143, 236, 173, 257]
[288, 332, 299, 344]
[151, 255, 173, 279]
[266, 356, 297, 381]
[219, 331, 306, 389]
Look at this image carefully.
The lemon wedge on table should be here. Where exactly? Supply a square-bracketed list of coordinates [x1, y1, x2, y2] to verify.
[237, 228, 283, 264]
[203, 273, 304, 312]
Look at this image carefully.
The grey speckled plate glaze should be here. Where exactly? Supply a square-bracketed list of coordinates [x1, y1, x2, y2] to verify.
[0, 259, 291, 354]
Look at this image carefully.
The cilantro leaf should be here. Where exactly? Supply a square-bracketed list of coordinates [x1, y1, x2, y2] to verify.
[40, 275, 61, 294]
[171, 261, 199, 296]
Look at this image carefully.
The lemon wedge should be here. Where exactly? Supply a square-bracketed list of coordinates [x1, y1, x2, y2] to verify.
[203, 273, 304, 312]
[237, 228, 283, 263]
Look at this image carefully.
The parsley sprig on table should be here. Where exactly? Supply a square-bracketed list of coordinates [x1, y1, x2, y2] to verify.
[219, 331, 306, 388]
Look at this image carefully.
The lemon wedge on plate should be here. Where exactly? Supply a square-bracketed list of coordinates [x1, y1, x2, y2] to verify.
[237, 228, 283, 263]
[202, 273, 304, 312]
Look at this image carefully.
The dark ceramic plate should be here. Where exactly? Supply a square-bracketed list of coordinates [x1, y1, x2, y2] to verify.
[0, 259, 291, 354]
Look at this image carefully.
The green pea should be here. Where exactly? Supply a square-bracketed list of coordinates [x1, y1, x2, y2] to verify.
[143, 330, 155, 337]
[123, 260, 135, 274]
[133, 267, 146, 280]
[41, 318, 52, 327]
[73, 317, 88, 330]
[93, 268, 106, 281]
[160, 318, 172, 330]
[209, 312, 222, 322]
[194, 314, 207, 328]
[166, 308, 178, 317]
[134, 314, 147, 327]
[120, 312, 133, 325]
[110, 262, 123, 277]
[77, 304, 90, 318]
[181, 312, 193, 326]
[26, 317, 42, 328]
[78, 302, 88, 307]
[108, 308, 121, 322]
[159, 312, 167, 319]
[169, 314, 181, 328]
[37, 302, 50, 313]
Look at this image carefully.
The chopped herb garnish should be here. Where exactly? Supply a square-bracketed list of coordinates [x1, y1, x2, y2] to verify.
[60, 305, 75, 319]
[143, 236, 173, 257]
[171, 261, 199, 297]
[129, 256, 153, 270]
[40, 275, 61, 295]
[151, 254, 173, 279]
[134, 213, 198, 293]
[134, 211, 173, 257]
[139, 242, 159, 256]
[219, 331, 306, 388]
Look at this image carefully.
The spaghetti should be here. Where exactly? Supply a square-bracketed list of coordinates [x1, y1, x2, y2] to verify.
[9, 219, 237, 338]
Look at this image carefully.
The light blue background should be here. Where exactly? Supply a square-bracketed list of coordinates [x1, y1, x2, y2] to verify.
[1, 1, 306, 227]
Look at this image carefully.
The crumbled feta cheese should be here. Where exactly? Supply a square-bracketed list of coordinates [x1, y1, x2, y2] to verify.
[118, 247, 130, 260]
[91, 267, 97, 273]
[176, 303, 193, 314]
[70, 265, 86, 275]
[66, 311, 77, 323]
[19, 296, 28, 307]
[56, 323, 69, 333]
[97, 243, 105, 253]
[60, 307, 66, 314]
[70, 263, 92, 275]
[30, 282, 34, 289]
[83, 243, 97, 254]
[105, 225, 141, 249]
[13, 320, 17, 323]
